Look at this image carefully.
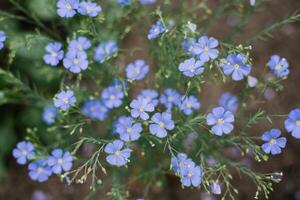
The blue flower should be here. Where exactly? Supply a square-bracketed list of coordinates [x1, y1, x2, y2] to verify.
[180, 164, 202, 187]
[68, 36, 91, 52]
[206, 106, 234, 136]
[192, 36, 219, 62]
[93, 40, 118, 63]
[101, 86, 124, 108]
[112, 115, 128, 134]
[149, 112, 175, 138]
[118, 0, 131, 6]
[285, 109, 300, 139]
[47, 149, 73, 174]
[160, 88, 181, 110]
[130, 97, 155, 120]
[139, 0, 156, 4]
[57, 0, 79, 18]
[28, 159, 52, 182]
[261, 129, 286, 155]
[43, 42, 64, 66]
[115, 116, 142, 141]
[42, 106, 58, 125]
[54, 90, 76, 111]
[182, 38, 196, 54]
[247, 75, 258, 88]
[221, 54, 251, 81]
[126, 60, 149, 81]
[12, 141, 35, 165]
[82, 99, 109, 121]
[104, 140, 132, 166]
[210, 181, 221, 195]
[63, 50, 89, 73]
[78, 1, 102, 17]
[178, 58, 205, 77]
[267, 55, 289, 78]
[137, 89, 159, 107]
[180, 95, 201, 115]
[147, 20, 166, 40]
[0, 31, 6, 50]
[111, 79, 127, 92]
[219, 92, 239, 113]
[171, 153, 194, 174]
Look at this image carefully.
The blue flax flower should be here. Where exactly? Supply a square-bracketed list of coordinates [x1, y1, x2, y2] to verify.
[149, 112, 175, 138]
[210, 181, 221, 195]
[101, 86, 124, 108]
[0, 31, 6, 50]
[12, 141, 35, 165]
[82, 99, 109, 121]
[148, 20, 166, 40]
[28, 159, 52, 182]
[267, 55, 289, 78]
[104, 140, 131, 166]
[63, 50, 89, 73]
[94, 40, 118, 63]
[192, 36, 219, 62]
[112, 115, 128, 134]
[285, 109, 300, 139]
[126, 60, 149, 81]
[137, 89, 159, 107]
[171, 153, 194, 174]
[140, 0, 156, 4]
[115, 116, 142, 141]
[118, 0, 131, 6]
[78, 1, 102, 17]
[43, 42, 64, 66]
[68, 37, 91, 52]
[160, 88, 181, 110]
[54, 90, 76, 111]
[261, 129, 286, 155]
[221, 54, 251, 81]
[130, 97, 155, 120]
[219, 92, 239, 113]
[182, 38, 196, 55]
[206, 106, 234, 136]
[47, 149, 73, 174]
[180, 164, 202, 187]
[57, 0, 79, 18]
[180, 95, 201, 115]
[178, 58, 205, 77]
[42, 106, 58, 125]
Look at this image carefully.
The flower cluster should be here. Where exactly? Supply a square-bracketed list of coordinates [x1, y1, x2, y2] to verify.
[57, 0, 102, 18]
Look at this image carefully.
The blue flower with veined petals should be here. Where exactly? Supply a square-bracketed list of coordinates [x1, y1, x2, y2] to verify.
[160, 88, 181, 110]
[137, 89, 159, 107]
[57, 0, 79, 18]
[178, 58, 205, 77]
[261, 129, 286, 155]
[28, 159, 52, 182]
[101, 86, 124, 108]
[104, 140, 131, 166]
[149, 112, 175, 138]
[94, 40, 118, 63]
[42, 106, 58, 125]
[219, 92, 239, 113]
[126, 60, 149, 81]
[267, 55, 289, 78]
[285, 109, 300, 139]
[115, 116, 142, 141]
[140, 0, 156, 4]
[68, 37, 91, 52]
[54, 90, 76, 111]
[0, 31, 6, 50]
[221, 54, 251, 81]
[12, 141, 35, 165]
[148, 20, 166, 40]
[63, 50, 89, 73]
[78, 1, 102, 17]
[192, 36, 219, 62]
[82, 99, 109, 121]
[47, 149, 73, 174]
[206, 106, 234, 136]
[118, 0, 131, 6]
[180, 164, 202, 187]
[43, 42, 64, 66]
[180, 95, 201, 115]
[130, 97, 155, 120]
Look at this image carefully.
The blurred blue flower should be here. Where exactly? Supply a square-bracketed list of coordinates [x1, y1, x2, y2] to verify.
[178, 58, 205, 77]
[115, 116, 142, 141]
[149, 112, 175, 138]
[139, 0, 156, 5]
[130, 97, 155, 120]
[13, 141, 35, 165]
[42, 106, 58, 125]
[47, 149, 73, 174]
[210, 181, 221, 195]
[111, 79, 127, 92]
[94, 40, 118, 63]
[137, 89, 159, 107]
[101, 86, 124, 109]
[160, 88, 181, 110]
[261, 129, 286, 155]
[43, 42, 64, 66]
[54, 90, 76, 111]
[112, 115, 128, 134]
[78, 1, 102, 17]
[104, 140, 131, 166]
[126, 60, 149, 81]
[285, 108, 300, 139]
[221, 54, 251, 81]
[180, 95, 201, 115]
[171, 153, 194, 174]
[148, 20, 166, 40]
[180, 164, 202, 187]
[57, 0, 79, 18]
[0, 31, 6, 50]
[206, 106, 234, 136]
[68, 36, 91, 52]
[219, 92, 239, 113]
[28, 159, 52, 182]
[63, 50, 89, 73]
[82, 99, 109, 121]
[192, 36, 219, 62]
[182, 38, 196, 54]
[267, 55, 289, 78]
[247, 75, 258, 88]
[118, 0, 131, 6]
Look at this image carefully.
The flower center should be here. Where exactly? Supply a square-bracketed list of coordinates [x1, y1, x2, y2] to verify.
[233, 64, 240, 70]
[63, 98, 69, 104]
[127, 128, 132, 133]
[37, 167, 44, 173]
[57, 158, 63, 164]
[51, 52, 58, 57]
[65, 4, 72, 10]
[159, 122, 165, 128]
[188, 172, 193, 178]
[189, 65, 195, 72]
[77, 45, 83, 51]
[275, 64, 283, 70]
[217, 118, 224, 125]
[204, 46, 209, 52]
[168, 96, 174, 102]
[139, 108, 144, 112]
[110, 95, 116, 100]
[21, 150, 27, 156]
[186, 102, 192, 108]
[296, 120, 300, 126]
[270, 138, 276, 145]
[115, 150, 121, 157]
[73, 58, 79, 65]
